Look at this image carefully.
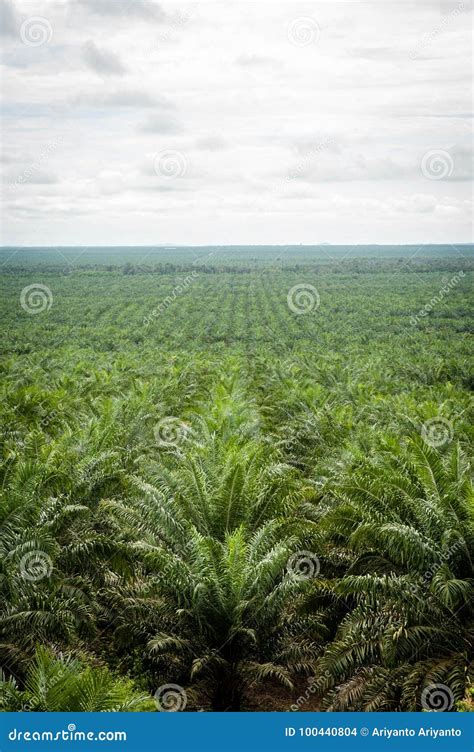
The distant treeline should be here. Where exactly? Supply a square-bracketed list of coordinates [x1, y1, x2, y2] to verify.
[2, 258, 474, 276]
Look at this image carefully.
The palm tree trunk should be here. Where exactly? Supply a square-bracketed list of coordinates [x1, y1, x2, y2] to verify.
[211, 668, 242, 711]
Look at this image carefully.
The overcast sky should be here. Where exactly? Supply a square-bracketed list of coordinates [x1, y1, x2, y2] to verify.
[0, 0, 472, 246]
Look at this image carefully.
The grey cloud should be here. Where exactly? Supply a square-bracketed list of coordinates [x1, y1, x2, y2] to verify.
[0, 149, 24, 164]
[136, 163, 192, 190]
[4, 169, 58, 187]
[293, 135, 341, 157]
[76, 0, 166, 22]
[82, 40, 126, 75]
[266, 132, 341, 156]
[446, 144, 474, 180]
[76, 90, 172, 108]
[23, 170, 58, 185]
[348, 46, 395, 60]
[285, 143, 473, 184]
[0, 0, 17, 36]
[426, 112, 473, 119]
[384, 0, 470, 11]
[382, 101, 474, 118]
[285, 150, 409, 183]
[140, 161, 160, 178]
[141, 183, 189, 193]
[236, 54, 276, 67]
[139, 160, 191, 181]
[140, 115, 182, 134]
[195, 136, 228, 151]
[438, 0, 472, 12]
[6, 199, 89, 217]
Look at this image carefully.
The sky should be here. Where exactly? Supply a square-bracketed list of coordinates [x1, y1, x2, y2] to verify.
[0, 0, 472, 246]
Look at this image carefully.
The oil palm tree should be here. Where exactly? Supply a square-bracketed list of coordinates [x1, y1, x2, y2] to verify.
[0, 432, 138, 675]
[0, 451, 94, 672]
[141, 522, 321, 710]
[314, 438, 474, 710]
[135, 432, 309, 543]
[0, 647, 154, 711]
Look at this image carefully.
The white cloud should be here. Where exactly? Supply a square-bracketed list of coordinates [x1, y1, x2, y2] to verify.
[194, 135, 228, 151]
[235, 53, 277, 67]
[0, 0, 472, 245]
[139, 114, 182, 134]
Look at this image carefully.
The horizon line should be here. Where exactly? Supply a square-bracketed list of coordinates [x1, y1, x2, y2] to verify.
[1, 242, 473, 249]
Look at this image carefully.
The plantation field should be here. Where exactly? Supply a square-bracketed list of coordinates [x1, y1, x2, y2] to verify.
[1, 246, 473, 712]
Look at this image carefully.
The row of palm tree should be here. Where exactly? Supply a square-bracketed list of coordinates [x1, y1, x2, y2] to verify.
[315, 439, 474, 710]
[0, 376, 472, 711]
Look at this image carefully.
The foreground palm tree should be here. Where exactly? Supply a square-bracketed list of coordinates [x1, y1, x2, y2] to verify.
[314, 439, 474, 710]
[0, 431, 137, 675]
[0, 452, 94, 673]
[0, 647, 154, 711]
[136, 433, 307, 541]
[143, 523, 320, 710]
[131, 434, 321, 710]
